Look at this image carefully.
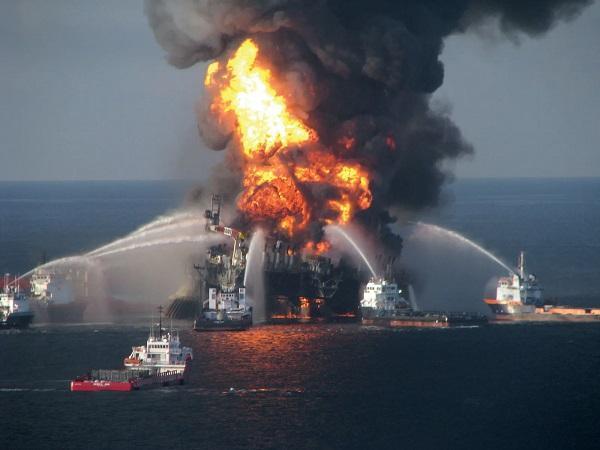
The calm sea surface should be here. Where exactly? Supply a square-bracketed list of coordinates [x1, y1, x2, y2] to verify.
[1, 178, 599, 449]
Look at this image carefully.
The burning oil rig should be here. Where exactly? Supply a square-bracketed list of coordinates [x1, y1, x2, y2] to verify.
[167, 195, 364, 324]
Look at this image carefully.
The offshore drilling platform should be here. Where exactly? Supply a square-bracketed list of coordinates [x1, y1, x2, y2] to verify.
[166, 195, 364, 325]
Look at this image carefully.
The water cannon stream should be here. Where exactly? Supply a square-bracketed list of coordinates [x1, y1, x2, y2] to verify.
[408, 222, 516, 276]
[325, 225, 377, 278]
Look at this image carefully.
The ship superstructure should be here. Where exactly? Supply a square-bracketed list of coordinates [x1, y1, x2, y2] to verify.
[193, 195, 252, 331]
[0, 275, 34, 329]
[484, 251, 543, 315]
[360, 277, 409, 316]
[124, 309, 193, 372]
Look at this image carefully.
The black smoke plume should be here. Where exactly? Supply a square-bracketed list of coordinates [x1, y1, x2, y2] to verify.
[145, 0, 591, 253]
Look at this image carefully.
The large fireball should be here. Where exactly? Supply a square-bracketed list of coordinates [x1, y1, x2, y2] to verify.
[205, 38, 372, 239]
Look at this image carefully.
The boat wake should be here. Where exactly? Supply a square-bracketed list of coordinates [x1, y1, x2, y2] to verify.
[0, 387, 59, 392]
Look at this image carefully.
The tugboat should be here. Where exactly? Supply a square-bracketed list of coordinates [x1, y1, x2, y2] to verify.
[485, 251, 600, 322]
[193, 195, 252, 331]
[70, 307, 193, 391]
[361, 274, 487, 328]
[0, 275, 34, 329]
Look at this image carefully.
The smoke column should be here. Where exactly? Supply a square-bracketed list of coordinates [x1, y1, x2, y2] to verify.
[145, 0, 591, 250]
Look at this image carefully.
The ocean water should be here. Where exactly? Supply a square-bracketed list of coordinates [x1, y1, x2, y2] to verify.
[430, 178, 600, 302]
[2, 323, 600, 450]
[1, 178, 599, 449]
[0, 181, 189, 275]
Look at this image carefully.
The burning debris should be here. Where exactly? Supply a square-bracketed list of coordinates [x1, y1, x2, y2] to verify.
[145, 0, 591, 253]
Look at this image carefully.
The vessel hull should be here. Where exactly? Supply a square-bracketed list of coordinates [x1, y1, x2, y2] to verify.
[70, 370, 186, 392]
[193, 316, 252, 332]
[492, 313, 600, 323]
[0, 312, 34, 329]
[30, 300, 88, 323]
[361, 309, 487, 329]
[71, 380, 134, 392]
[362, 317, 448, 328]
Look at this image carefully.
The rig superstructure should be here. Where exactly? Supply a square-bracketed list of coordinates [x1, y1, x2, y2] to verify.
[166, 194, 365, 324]
[193, 195, 252, 331]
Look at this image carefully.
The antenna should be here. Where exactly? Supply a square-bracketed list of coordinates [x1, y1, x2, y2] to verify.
[150, 308, 154, 339]
[158, 305, 164, 339]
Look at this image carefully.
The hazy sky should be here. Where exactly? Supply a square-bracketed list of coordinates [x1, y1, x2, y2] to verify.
[1, 0, 599, 181]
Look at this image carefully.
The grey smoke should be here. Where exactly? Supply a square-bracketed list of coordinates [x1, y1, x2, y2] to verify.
[145, 0, 591, 252]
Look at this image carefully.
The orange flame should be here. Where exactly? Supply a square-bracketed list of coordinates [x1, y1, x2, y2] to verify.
[206, 39, 314, 160]
[205, 38, 372, 237]
[304, 240, 331, 255]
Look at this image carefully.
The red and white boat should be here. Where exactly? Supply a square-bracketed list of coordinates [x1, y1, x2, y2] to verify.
[71, 312, 193, 392]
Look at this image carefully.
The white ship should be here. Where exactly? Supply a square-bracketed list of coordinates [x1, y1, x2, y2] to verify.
[1, 275, 34, 329]
[360, 277, 409, 316]
[71, 308, 193, 392]
[484, 251, 543, 315]
[361, 275, 487, 328]
[485, 251, 600, 321]
[124, 309, 193, 373]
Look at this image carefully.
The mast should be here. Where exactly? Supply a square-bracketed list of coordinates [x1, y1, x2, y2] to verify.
[518, 251, 526, 279]
[158, 305, 163, 339]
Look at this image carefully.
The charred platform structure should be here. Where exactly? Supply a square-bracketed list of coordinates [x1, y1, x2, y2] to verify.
[263, 238, 361, 322]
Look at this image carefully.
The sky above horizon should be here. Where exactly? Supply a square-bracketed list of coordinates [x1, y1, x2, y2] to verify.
[1, 0, 599, 181]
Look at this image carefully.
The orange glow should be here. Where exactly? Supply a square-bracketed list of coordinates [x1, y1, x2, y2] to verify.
[386, 135, 396, 151]
[238, 164, 309, 235]
[205, 39, 373, 237]
[206, 39, 315, 160]
[204, 61, 220, 85]
[315, 241, 331, 254]
[339, 136, 355, 151]
[304, 240, 331, 255]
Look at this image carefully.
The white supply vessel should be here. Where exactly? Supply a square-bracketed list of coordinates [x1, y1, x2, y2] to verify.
[124, 310, 193, 372]
[485, 251, 600, 321]
[361, 275, 487, 328]
[71, 307, 193, 392]
[0, 275, 34, 329]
